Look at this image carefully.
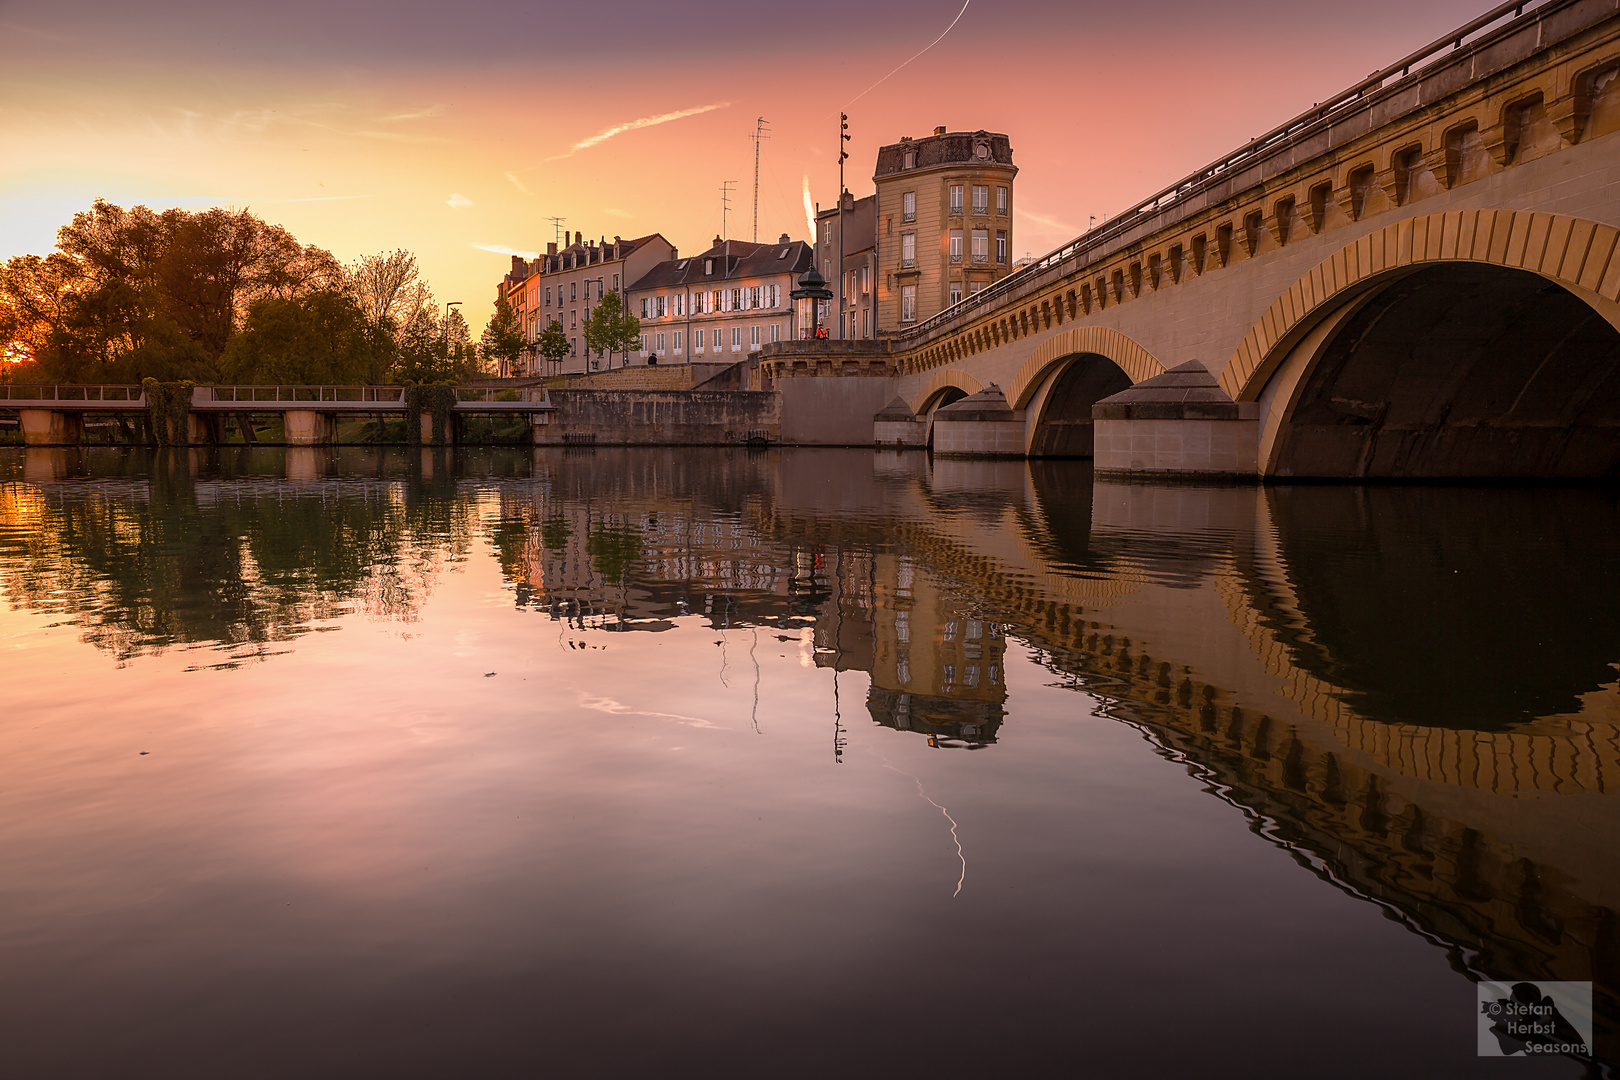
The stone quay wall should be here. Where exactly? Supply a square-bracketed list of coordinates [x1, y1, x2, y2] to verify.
[535, 389, 780, 446]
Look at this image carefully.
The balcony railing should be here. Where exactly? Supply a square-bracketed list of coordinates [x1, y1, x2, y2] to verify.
[971, 252, 989, 264]
[902, 212, 915, 223]
[950, 253, 963, 264]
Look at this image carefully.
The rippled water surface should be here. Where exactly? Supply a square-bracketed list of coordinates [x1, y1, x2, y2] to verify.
[1, 446, 1616, 1077]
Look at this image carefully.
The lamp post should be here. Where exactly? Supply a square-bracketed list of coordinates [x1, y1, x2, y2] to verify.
[790, 267, 832, 340]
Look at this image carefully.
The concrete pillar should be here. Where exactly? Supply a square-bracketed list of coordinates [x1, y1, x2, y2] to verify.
[873, 397, 926, 448]
[18, 409, 82, 447]
[418, 412, 459, 445]
[283, 410, 331, 446]
[1091, 361, 1260, 478]
[931, 385, 1026, 458]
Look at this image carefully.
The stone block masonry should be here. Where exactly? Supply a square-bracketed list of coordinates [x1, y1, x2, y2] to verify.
[533, 390, 780, 446]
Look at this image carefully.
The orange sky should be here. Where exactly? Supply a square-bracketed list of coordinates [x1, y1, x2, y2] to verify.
[0, 0, 1498, 334]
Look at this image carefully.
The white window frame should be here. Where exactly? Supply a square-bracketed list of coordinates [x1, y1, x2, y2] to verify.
[901, 232, 916, 268]
[900, 284, 916, 322]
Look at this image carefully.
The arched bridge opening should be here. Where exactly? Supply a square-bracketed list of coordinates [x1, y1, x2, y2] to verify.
[1270, 264, 1620, 479]
[1026, 354, 1133, 458]
[922, 386, 969, 448]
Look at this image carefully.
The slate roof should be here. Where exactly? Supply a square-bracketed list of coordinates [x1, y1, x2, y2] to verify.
[627, 238, 813, 292]
[874, 130, 1014, 178]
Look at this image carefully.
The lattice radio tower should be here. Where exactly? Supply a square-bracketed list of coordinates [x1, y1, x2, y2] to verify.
[545, 216, 567, 249]
[749, 117, 771, 242]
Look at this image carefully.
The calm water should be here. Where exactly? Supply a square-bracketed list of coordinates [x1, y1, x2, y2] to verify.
[1, 446, 1616, 1078]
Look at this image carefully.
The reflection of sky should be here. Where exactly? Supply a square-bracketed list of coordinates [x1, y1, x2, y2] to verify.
[1, 0, 1501, 333]
[0, 542, 1481, 1074]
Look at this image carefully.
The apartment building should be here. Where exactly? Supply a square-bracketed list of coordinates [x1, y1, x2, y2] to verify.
[624, 235, 813, 363]
[871, 127, 1016, 330]
[501, 231, 676, 376]
[814, 192, 878, 340]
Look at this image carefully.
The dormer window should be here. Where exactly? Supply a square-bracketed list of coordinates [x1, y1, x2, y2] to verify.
[902, 150, 916, 169]
[704, 258, 714, 274]
[974, 141, 990, 160]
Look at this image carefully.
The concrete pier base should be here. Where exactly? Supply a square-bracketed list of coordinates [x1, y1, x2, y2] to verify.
[284, 410, 332, 446]
[19, 409, 82, 447]
[931, 385, 1025, 458]
[1092, 361, 1260, 479]
[873, 397, 926, 448]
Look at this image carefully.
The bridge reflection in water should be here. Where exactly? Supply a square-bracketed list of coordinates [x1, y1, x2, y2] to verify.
[2, 445, 1616, 1066]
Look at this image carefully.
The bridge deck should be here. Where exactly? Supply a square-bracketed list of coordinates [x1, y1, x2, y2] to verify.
[0, 386, 555, 413]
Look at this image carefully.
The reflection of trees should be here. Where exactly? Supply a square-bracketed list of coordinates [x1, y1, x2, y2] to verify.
[0, 455, 474, 664]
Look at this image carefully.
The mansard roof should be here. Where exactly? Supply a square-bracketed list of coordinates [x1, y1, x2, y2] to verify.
[627, 238, 812, 292]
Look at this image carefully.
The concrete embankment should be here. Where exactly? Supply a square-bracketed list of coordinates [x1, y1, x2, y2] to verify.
[535, 389, 779, 446]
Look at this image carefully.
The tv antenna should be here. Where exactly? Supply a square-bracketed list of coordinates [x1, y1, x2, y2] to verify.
[720, 180, 737, 240]
[749, 117, 771, 242]
[546, 216, 567, 248]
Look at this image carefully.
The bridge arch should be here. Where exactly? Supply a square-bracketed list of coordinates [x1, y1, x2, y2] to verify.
[1008, 327, 1166, 458]
[1224, 210, 1620, 478]
[906, 369, 985, 415]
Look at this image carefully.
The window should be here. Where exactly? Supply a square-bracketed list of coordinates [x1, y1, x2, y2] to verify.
[705, 258, 714, 274]
[861, 309, 869, 336]
[996, 187, 1008, 215]
[749, 286, 761, 309]
[770, 323, 781, 343]
[969, 280, 987, 295]
[769, 284, 780, 307]
[996, 230, 1007, 263]
[731, 326, 741, 348]
[749, 325, 760, 347]
[546, 287, 552, 306]
[901, 232, 916, 268]
[971, 229, 989, 263]
[674, 293, 684, 317]
[571, 310, 577, 328]
[570, 282, 577, 301]
[673, 331, 683, 353]
[972, 185, 988, 214]
[902, 149, 916, 169]
[711, 290, 721, 312]
[949, 185, 963, 215]
[640, 298, 649, 318]
[613, 274, 620, 290]
[657, 296, 668, 318]
[900, 284, 916, 322]
[949, 283, 963, 306]
[902, 191, 915, 223]
[656, 332, 665, 352]
[949, 229, 962, 263]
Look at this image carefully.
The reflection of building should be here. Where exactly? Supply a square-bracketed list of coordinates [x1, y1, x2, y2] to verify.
[802, 546, 1009, 749]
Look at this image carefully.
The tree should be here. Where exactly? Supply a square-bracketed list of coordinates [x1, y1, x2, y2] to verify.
[2, 199, 342, 383]
[536, 318, 570, 374]
[479, 297, 525, 377]
[583, 289, 641, 365]
[218, 291, 376, 385]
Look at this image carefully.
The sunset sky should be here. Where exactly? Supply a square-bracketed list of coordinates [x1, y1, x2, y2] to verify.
[2, 0, 1499, 332]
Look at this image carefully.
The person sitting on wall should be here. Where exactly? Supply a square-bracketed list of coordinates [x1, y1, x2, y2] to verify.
[647, 354, 658, 365]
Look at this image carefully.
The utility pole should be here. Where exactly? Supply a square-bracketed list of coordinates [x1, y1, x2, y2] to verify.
[838, 113, 850, 340]
[546, 216, 567, 249]
[749, 117, 771, 243]
[720, 180, 737, 240]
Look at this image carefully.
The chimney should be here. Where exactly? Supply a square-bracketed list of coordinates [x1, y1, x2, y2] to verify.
[511, 255, 524, 273]
[574, 231, 581, 246]
[779, 233, 790, 244]
[934, 125, 946, 136]
[714, 235, 723, 248]
[547, 243, 557, 256]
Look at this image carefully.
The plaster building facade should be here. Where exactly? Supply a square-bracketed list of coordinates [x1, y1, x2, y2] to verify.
[625, 236, 814, 364]
[872, 127, 1017, 331]
[502, 232, 676, 376]
[815, 193, 878, 340]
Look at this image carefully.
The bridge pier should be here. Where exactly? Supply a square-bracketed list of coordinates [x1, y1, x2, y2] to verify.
[1092, 362, 1259, 478]
[873, 397, 926, 448]
[18, 409, 82, 447]
[931, 385, 1026, 457]
[283, 409, 332, 446]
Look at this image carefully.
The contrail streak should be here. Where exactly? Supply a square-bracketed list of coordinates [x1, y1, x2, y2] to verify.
[545, 102, 731, 162]
[883, 762, 966, 897]
[843, 0, 971, 110]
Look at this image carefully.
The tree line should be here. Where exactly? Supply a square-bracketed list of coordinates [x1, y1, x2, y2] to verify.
[0, 200, 507, 386]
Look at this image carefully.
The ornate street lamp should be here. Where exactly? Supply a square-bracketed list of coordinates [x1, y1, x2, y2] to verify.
[790, 267, 832, 340]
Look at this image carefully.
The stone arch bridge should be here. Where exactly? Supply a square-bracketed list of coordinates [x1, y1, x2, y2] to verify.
[760, 0, 1620, 478]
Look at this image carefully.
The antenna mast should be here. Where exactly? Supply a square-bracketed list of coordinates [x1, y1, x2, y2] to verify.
[838, 113, 850, 339]
[750, 117, 771, 243]
[720, 180, 737, 240]
[545, 216, 567, 248]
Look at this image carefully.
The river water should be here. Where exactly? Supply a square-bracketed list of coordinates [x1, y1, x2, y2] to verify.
[1, 446, 1615, 1078]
